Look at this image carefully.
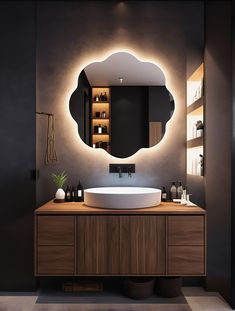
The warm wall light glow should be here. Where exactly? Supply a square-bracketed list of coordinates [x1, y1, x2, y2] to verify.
[187, 64, 204, 106]
[60, 46, 180, 160]
[187, 146, 204, 176]
[187, 107, 203, 140]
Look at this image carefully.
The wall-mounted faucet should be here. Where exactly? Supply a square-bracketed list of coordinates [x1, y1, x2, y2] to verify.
[127, 166, 132, 178]
[109, 164, 135, 178]
[117, 166, 122, 178]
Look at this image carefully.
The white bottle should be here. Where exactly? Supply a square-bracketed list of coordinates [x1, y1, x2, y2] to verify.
[177, 181, 183, 199]
[170, 182, 177, 200]
[181, 185, 187, 204]
[98, 124, 102, 134]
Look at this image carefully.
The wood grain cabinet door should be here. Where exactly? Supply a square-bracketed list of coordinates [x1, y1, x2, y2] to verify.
[167, 215, 205, 275]
[168, 215, 204, 246]
[37, 246, 74, 275]
[77, 216, 120, 274]
[120, 216, 166, 274]
[36, 215, 75, 275]
[37, 215, 75, 245]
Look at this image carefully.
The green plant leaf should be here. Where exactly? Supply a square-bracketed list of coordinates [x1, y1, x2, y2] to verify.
[51, 171, 67, 188]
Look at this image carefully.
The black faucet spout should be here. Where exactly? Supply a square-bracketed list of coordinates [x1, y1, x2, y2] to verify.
[117, 166, 122, 178]
[128, 166, 132, 178]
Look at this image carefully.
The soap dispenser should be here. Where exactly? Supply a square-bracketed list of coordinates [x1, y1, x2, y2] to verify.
[177, 181, 183, 199]
[77, 180, 84, 202]
[161, 186, 167, 202]
[170, 182, 177, 200]
[65, 186, 73, 202]
[73, 186, 78, 202]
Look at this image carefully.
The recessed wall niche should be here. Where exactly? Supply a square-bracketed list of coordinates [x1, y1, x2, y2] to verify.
[69, 52, 175, 158]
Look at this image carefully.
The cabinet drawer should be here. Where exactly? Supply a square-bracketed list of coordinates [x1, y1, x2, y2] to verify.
[37, 246, 74, 275]
[168, 246, 205, 275]
[37, 216, 75, 245]
[168, 216, 204, 245]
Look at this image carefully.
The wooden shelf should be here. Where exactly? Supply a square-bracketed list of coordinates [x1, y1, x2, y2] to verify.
[187, 136, 203, 148]
[187, 174, 204, 178]
[92, 133, 109, 136]
[188, 63, 204, 81]
[92, 101, 109, 104]
[92, 118, 109, 121]
[187, 97, 203, 114]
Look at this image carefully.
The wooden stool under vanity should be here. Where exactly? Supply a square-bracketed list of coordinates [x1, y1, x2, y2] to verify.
[34, 201, 206, 297]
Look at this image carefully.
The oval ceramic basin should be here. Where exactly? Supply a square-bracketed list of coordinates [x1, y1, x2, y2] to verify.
[84, 187, 161, 209]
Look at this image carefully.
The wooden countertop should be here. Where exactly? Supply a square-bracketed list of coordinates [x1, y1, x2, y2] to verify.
[35, 200, 206, 215]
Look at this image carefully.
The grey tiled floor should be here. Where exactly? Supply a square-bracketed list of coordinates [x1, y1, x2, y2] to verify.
[0, 287, 232, 311]
[182, 287, 232, 311]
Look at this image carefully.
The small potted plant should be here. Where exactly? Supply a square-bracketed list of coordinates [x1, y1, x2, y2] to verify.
[195, 120, 204, 137]
[51, 171, 67, 203]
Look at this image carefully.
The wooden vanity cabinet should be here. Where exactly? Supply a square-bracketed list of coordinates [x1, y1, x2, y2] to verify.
[76, 215, 165, 275]
[35, 202, 206, 277]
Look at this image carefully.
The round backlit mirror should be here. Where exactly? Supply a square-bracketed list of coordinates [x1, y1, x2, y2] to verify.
[70, 52, 174, 158]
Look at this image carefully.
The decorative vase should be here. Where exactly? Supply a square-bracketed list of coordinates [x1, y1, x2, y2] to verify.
[54, 188, 65, 203]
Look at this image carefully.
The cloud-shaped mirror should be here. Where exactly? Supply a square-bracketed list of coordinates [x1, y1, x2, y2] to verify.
[70, 52, 174, 158]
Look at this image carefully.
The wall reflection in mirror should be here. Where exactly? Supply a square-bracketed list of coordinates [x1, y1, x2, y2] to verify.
[69, 52, 175, 158]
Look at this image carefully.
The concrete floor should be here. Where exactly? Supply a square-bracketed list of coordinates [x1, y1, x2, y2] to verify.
[0, 287, 232, 311]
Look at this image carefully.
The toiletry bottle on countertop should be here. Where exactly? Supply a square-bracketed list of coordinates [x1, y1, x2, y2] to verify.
[73, 186, 78, 202]
[177, 181, 183, 199]
[77, 180, 84, 202]
[161, 186, 167, 202]
[65, 186, 73, 202]
[181, 185, 187, 200]
[170, 182, 177, 200]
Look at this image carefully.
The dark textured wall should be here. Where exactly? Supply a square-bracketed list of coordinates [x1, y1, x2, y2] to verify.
[148, 86, 173, 134]
[111, 86, 148, 158]
[232, 1, 235, 308]
[110, 86, 173, 158]
[0, 2, 36, 290]
[205, 1, 232, 303]
[187, 175, 204, 207]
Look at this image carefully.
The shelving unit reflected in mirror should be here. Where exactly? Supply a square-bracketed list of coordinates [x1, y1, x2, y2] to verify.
[91, 87, 111, 153]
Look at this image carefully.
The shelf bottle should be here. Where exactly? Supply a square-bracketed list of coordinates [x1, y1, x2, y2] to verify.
[170, 182, 177, 200]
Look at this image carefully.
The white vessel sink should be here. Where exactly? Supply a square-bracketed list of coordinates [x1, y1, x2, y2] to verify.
[84, 187, 161, 209]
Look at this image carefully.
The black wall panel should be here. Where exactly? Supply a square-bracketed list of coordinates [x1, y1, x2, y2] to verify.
[0, 1, 36, 290]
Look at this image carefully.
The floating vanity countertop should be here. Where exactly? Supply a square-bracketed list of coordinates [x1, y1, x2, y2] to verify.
[35, 201, 206, 215]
